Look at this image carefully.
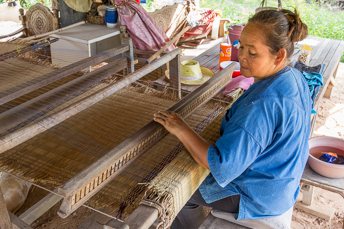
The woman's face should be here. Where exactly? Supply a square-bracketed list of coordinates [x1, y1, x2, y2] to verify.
[238, 23, 284, 79]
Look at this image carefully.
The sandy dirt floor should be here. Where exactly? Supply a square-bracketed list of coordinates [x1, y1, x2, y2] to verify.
[1, 4, 344, 226]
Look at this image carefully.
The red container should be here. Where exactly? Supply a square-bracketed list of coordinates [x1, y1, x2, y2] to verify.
[136, 0, 140, 4]
[228, 25, 244, 61]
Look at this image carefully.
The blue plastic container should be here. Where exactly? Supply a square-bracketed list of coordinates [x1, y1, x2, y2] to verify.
[105, 6, 118, 28]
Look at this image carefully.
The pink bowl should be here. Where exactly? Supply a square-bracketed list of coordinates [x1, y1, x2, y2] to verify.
[308, 136, 344, 178]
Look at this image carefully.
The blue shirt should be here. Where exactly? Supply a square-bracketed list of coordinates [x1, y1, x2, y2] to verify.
[199, 67, 312, 220]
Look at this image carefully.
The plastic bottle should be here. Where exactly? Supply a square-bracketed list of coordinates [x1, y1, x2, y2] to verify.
[298, 44, 312, 65]
[219, 31, 232, 67]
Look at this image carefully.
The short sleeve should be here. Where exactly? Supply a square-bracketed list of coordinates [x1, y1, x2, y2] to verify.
[208, 98, 278, 187]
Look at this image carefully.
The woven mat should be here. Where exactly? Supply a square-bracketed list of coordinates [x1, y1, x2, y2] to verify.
[0, 42, 26, 56]
[0, 87, 223, 189]
[85, 102, 224, 219]
[0, 86, 226, 220]
[0, 58, 55, 96]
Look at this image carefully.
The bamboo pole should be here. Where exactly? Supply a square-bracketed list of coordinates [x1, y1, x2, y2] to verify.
[0, 44, 129, 105]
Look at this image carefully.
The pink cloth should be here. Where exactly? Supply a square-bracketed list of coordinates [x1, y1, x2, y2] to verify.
[223, 75, 254, 95]
[115, 0, 175, 51]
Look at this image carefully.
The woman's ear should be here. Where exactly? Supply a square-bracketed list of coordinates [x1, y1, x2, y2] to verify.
[275, 48, 287, 66]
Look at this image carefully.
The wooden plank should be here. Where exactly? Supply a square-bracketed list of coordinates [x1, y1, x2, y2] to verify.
[57, 62, 236, 219]
[19, 192, 62, 225]
[125, 205, 158, 229]
[199, 214, 248, 229]
[314, 40, 343, 103]
[302, 165, 344, 198]
[194, 44, 220, 73]
[0, 187, 12, 229]
[194, 43, 219, 64]
[0, 44, 129, 106]
[323, 40, 344, 98]
[10, 213, 32, 229]
[169, 54, 181, 99]
[308, 38, 331, 64]
[295, 200, 334, 221]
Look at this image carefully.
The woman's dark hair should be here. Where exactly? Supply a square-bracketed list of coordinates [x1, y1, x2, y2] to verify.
[248, 9, 308, 58]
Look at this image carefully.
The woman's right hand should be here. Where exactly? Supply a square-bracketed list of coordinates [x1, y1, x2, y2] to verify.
[153, 111, 190, 137]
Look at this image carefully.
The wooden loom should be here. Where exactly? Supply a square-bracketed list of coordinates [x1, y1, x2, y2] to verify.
[0, 39, 237, 228]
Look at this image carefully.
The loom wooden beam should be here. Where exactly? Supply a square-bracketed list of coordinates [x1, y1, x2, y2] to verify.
[0, 38, 58, 61]
[1, 187, 32, 228]
[0, 187, 12, 229]
[10, 213, 32, 229]
[0, 57, 127, 135]
[19, 192, 62, 225]
[0, 44, 129, 106]
[0, 57, 126, 153]
[57, 62, 236, 219]
[0, 48, 181, 154]
[125, 205, 158, 229]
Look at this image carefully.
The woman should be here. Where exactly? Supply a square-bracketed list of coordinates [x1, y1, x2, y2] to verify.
[154, 9, 311, 228]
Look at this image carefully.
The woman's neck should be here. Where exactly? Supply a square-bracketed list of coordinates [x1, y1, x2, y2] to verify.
[254, 63, 288, 82]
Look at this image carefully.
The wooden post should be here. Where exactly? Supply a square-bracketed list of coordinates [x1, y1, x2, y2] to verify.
[169, 54, 181, 99]
[0, 187, 12, 229]
[128, 38, 135, 73]
[19, 8, 28, 37]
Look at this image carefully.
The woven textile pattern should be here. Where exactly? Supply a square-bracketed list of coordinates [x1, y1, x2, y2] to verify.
[0, 87, 227, 219]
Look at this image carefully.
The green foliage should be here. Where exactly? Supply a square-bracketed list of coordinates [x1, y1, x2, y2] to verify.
[18, 0, 52, 9]
[202, 0, 344, 40]
[201, 0, 344, 61]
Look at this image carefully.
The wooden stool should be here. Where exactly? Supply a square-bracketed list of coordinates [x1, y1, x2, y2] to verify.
[199, 207, 293, 229]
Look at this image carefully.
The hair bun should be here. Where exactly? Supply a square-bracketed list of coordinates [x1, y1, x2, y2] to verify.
[280, 9, 308, 42]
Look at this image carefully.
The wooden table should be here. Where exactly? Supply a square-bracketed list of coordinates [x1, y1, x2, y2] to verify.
[50, 24, 121, 67]
[298, 36, 344, 184]
[295, 36, 344, 223]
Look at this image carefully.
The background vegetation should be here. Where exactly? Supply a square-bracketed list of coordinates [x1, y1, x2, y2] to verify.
[201, 0, 344, 61]
[145, 0, 343, 61]
[200, 0, 344, 40]
[0, 0, 51, 8]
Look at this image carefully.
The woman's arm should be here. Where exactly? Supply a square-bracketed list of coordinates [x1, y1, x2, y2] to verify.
[154, 111, 210, 169]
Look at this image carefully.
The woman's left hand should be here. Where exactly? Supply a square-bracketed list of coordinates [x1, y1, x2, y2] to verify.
[153, 111, 190, 137]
